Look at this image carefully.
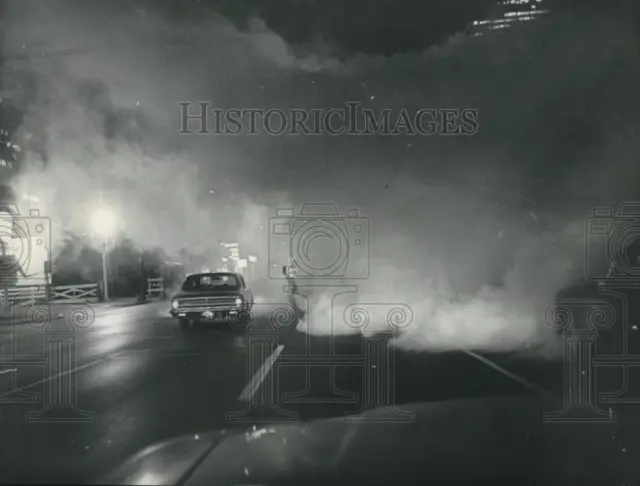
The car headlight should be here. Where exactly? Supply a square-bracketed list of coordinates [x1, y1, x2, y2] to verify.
[234, 297, 243, 306]
[171, 300, 179, 309]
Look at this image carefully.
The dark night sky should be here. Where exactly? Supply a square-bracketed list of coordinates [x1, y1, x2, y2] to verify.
[151, 0, 496, 55]
[151, 0, 640, 53]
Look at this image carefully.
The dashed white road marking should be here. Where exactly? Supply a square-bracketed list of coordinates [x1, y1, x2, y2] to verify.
[463, 349, 552, 397]
[329, 420, 361, 470]
[238, 344, 285, 401]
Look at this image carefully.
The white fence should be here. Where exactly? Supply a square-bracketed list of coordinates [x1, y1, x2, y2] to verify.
[52, 283, 99, 301]
[0, 283, 100, 306]
[1, 278, 168, 306]
[147, 277, 165, 298]
[3, 286, 47, 305]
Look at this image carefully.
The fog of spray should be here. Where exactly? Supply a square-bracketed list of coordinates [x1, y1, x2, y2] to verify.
[1, 0, 291, 265]
[284, 12, 640, 356]
[3, 2, 640, 355]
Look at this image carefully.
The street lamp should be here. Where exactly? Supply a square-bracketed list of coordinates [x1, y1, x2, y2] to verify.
[89, 207, 117, 301]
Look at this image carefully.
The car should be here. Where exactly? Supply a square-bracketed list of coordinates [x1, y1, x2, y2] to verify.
[169, 272, 254, 330]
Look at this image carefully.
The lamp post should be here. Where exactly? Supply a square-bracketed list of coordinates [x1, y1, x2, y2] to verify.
[248, 255, 257, 281]
[89, 207, 117, 302]
[101, 235, 109, 300]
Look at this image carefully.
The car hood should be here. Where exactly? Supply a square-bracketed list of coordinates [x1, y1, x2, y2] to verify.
[97, 396, 637, 485]
[172, 289, 243, 299]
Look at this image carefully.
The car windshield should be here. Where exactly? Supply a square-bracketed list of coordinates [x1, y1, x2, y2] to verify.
[181, 273, 241, 291]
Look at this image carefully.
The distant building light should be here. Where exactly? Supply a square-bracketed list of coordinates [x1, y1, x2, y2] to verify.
[468, 0, 549, 35]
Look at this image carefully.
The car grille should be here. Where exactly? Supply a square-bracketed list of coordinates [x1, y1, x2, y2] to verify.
[179, 296, 237, 309]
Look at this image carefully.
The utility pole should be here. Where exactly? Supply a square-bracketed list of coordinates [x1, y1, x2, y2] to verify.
[101, 234, 109, 301]
[138, 253, 146, 303]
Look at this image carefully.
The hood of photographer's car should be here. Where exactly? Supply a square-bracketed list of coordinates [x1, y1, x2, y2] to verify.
[97, 396, 636, 486]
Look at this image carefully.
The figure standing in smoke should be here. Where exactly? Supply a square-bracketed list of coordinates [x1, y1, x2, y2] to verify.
[283, 263, 306, 323]
[137, 254, 147, 304]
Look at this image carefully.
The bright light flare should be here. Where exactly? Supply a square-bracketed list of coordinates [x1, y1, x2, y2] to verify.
[89, 207, 118, 238]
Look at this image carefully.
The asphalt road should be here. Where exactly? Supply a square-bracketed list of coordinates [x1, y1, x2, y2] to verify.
[0, 299, 616, 484]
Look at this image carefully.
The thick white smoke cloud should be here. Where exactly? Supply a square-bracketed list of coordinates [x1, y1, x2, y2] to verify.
[287, 13, 640, 355]
[3, 2, 639, 355]
[2, 0, 294, 265]
[297, 178, 584, 355]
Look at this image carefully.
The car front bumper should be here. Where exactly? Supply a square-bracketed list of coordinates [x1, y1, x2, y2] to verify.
[170, 306, 245, 319]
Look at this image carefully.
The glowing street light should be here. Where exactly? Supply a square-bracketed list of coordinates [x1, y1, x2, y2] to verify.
[89, 207, 118, 238]
[89, 207, 118, 301]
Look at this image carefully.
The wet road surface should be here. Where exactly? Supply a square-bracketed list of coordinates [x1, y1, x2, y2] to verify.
[0, 299, 625, 483]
